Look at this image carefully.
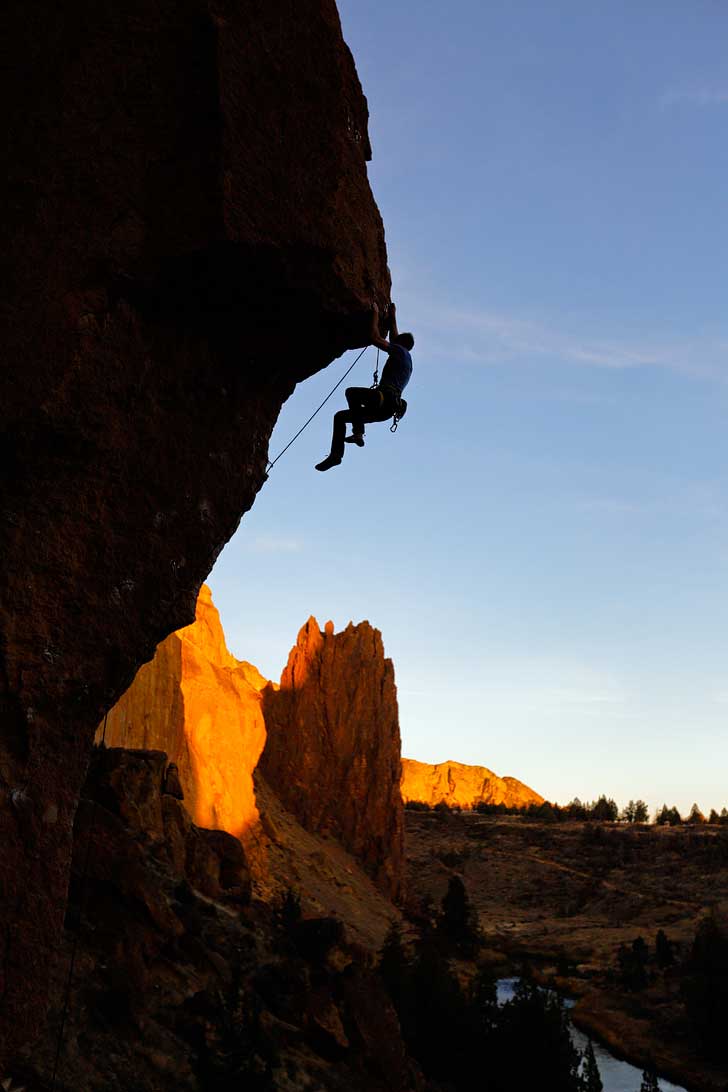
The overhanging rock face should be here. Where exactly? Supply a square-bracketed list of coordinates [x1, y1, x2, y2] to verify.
[0, 0, 390, 1061]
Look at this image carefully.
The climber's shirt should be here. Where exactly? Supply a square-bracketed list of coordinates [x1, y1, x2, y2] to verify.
[379, 343, 412, 397]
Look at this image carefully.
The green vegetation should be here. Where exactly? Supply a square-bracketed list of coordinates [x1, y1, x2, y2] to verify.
[616, 936, 650, 992]
[407, 796, 728, 824]
[438, 875, 482, 957]
[377, 881, 610, 1092]
[681, 911, 728, 1060]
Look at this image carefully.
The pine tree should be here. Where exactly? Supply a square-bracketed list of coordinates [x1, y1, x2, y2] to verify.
[580, 1038, 603, 1091]
[639, 1064, 660, 1092]
[633, 800, 649, 823]
[439, 875, 481, 957]
[682, 911, 728, 1058]
[592, 795, 618, 821]
[655, 929, 675, 969]
[688, 803, 706, 825]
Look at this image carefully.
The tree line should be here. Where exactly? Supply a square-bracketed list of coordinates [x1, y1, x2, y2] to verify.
[406, 796, 728, 825]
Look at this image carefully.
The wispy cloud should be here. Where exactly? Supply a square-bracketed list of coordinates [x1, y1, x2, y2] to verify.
[660, 85, 728, 108]
[408, 302, 728, 383]
[247, 535, 303, 554]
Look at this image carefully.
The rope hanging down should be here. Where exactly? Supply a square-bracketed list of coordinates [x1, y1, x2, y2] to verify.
[266, 345, 369, 473]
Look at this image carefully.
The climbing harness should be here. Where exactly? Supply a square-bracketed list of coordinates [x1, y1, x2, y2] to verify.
[371, 346, 404, 430]
[51, 713, 109, 1091]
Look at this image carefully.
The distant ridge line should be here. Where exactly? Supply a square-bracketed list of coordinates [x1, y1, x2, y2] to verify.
[401, 757, 544, 810]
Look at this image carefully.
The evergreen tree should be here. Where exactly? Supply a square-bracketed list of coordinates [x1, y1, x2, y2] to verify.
[655, 929, 675, 969]
[439, 875, 481, 957]
[592, 795, 618, 821]
[536, 800, 558, 822]
[580, 1038, 603, 1091]
[668, 806, 682, 825]
[633, 800, 649, 823]
[655, 804, 670, 825]
[469, 967, 499, 1038]
[621, 800, 637, 824]
[708, 808, 721, 825]
[720, 807, 728, 826]
[406, 935, 471, 1085]
[688, 803, 706, 825]
[617, 937, 649, 991]
[495, 981, 582, 1091]
[639, 1064, 660, 1092]
[681, 911, 728, 1058]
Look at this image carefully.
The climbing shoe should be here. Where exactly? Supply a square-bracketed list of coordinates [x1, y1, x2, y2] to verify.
[315, 455, 342, 472]
[345, 433, 365, 447]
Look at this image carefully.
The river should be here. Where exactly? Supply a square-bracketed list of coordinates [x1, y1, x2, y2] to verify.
[496, 978, 687, 1092]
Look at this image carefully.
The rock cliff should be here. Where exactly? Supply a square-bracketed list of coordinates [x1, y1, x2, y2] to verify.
[102, 592, 405, 904]
[0, 0, 390, 1061]
[401, 758, 543, 810]
[13, 746, 416, 1092]
[260, 618, 405, 901]
[101, 584, 268, 849]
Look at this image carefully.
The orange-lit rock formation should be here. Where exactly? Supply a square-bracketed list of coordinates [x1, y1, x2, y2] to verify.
[260, 618, 405, 901]
[101, 591, 405, 905]
[401, 758, 543, 810]
[101, 585, 268, 847]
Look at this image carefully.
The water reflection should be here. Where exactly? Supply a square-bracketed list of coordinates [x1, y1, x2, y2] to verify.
[496, 979, 686, 1092]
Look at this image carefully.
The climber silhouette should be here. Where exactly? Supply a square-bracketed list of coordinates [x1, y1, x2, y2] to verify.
[315, 302, 414, 471]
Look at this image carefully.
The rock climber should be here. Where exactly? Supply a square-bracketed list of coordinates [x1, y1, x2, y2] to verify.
[315, 301, 414, 472]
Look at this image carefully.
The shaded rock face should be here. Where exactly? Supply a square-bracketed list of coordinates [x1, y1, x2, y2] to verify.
[16, 747, 417, 1092]
[401, 758, 544, 810]
[101, 584, 268, 850]
[0, 0, 390, 1061]
[260, 618, 405, 901]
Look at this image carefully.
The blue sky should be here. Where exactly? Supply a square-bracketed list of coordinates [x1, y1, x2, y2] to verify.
[210, 0, 728, 816]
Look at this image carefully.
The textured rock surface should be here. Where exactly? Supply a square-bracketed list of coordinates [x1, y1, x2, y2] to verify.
[102, 588, 405, 910]
[401, 758, 543, 810]
[101, 584, 268, 850]
[0, 0, 390, 1061]
[15, 748, 417, 1092]
[260, 618, 405, 901]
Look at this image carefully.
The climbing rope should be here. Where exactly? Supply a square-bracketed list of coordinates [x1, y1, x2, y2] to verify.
[266, 345, 370, 473]
[51, 712, 109, 1091]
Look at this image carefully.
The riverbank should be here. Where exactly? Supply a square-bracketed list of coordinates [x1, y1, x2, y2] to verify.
[405, 810, 728, 1092]
[571, 989, 725, 1092]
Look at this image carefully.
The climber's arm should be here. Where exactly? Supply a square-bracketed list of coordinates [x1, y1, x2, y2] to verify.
[370, 302, 393, 353]
[388, 301, 399, 339]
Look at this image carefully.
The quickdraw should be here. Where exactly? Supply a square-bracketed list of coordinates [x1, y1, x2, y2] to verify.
[371, 346, 380, 388]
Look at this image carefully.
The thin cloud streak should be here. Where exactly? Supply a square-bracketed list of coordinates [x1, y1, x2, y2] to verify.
[406, 301, 728, 382]
[660, 85, 728, 108]
[247, 535, 303, 554]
